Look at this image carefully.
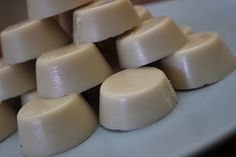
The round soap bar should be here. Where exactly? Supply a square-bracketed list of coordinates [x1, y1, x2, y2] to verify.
[36, 43, 112, 98]
[161, 32, 236, 90]
[179, 25, 192, 35]
[0, 102, 17, 141]
[73, 0, 140, 43]
[17, 94, 98, 157]
[26, 0, 92, 20]
[116, 16, 186, 68]
[21, 90, 39, 106]
[0, 60, 36, 101]
[134, 5, 152, 22]
[100, 67, 177, 131]
[1, 19, 70, 64]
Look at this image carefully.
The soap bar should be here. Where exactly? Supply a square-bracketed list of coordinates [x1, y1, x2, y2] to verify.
[1, 19, 70, 64]
[73, 0, 140, 43]
[179, 25, 192, 35]
[26, 0, 92, 20]
[134, 5, 152, 22]
[161, 32, 236, 89]
[21, 90, 39, 106]
[0, 60, 36, 101]
[100, 67, 177, 131]
[116, 16, 186, 68]
[36, 43, 112, 98]
[17, 94, 98, 157]
[0, 102, 17, 141]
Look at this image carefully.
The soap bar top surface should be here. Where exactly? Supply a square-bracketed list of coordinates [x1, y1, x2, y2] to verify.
[27, 0, 92, 20]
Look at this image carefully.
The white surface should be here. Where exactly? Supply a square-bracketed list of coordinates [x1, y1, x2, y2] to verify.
[1, 0, 236, 156]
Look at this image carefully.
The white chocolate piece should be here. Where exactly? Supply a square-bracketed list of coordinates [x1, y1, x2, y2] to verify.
[1, 19, 70, 64]
[26, 0, 92, 20]
[116, 16, 186, 68]
[161, 32, 236, 90]
[37, 43, 112, 98]
[73, 0, 140, 43]
[21, 90, 39, 106]
[0, 102, 17, 141]
[100, 67, 177, 131]
[0, 60, 36, 101]
[134, 5, 152, 22]
[179, 25, 192, 35]
[17, 94, 98, 157]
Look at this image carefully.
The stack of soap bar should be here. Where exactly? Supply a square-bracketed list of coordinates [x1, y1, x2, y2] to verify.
[100, 67, 177, 131]
[0, 60, 36, 101]
[36, 43, 112, 98]
[0, 101, 17, 141]
[116, 16, 186, 68]
[1, 19, 70, 64]
[73, 0, 140, 43]
[134, 5, 152, 22]
[161, 32, 236, 89]
[17, 94, 98, 157]
[26, 0, 92, 20]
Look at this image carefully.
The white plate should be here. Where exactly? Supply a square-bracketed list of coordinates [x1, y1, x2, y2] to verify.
[1, 0, 236, 156]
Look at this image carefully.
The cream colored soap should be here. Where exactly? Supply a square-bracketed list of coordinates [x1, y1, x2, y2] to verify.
[161, 32, 236, 89]
[100, 67, 177, 131]
[0, 102, 17, 141]
[134, 5, 152, 22]
[27, 0, 92, 20]
[117, 16, 186, 68]
[1, 19, 70, 64]
[21, 90, 39, 106]
[0, 60, 36, 101]
[37, 43, 112, 98]
[73, 0, 140, 43]
[179, 25, 192, 35]
[17, 94, 98, 157]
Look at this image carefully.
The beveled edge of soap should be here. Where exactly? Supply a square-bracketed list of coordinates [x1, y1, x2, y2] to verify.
[117, 16, 172, 42]
[100, 67, 168, 97]
[37, 43, 95, 65]
[27, 0, 93, 20]
[18, 94, 79, 120]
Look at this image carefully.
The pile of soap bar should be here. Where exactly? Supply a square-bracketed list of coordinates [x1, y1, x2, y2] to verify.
[0, 0, 236, 156]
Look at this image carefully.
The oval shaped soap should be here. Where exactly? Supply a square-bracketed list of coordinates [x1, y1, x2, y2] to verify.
[100, 67, 177, 131]
[73, 0, 140, 43]
[161, 32, 236, 89]
[116, 16, 186, 68]
[17, 94, 98, 157]
[36, 43, 112, 98]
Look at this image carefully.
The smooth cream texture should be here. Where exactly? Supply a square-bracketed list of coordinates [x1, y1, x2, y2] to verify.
[100, 67, 177, 131]
[73, 0, 140, 43]
[0, 60, 36, 101]
[0, 102, 17, 141]
[21, 90, 39, 106]
[17, 94, 98, 157]
[1, 19, 70, 64]
[27, 0, 92, 20]
[116, 16, 186, 68]
[134, 5, 152, 22]
[36, 43, 112, 98]
[179, 25, 192, 35]
[161, 32, 236, 89]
